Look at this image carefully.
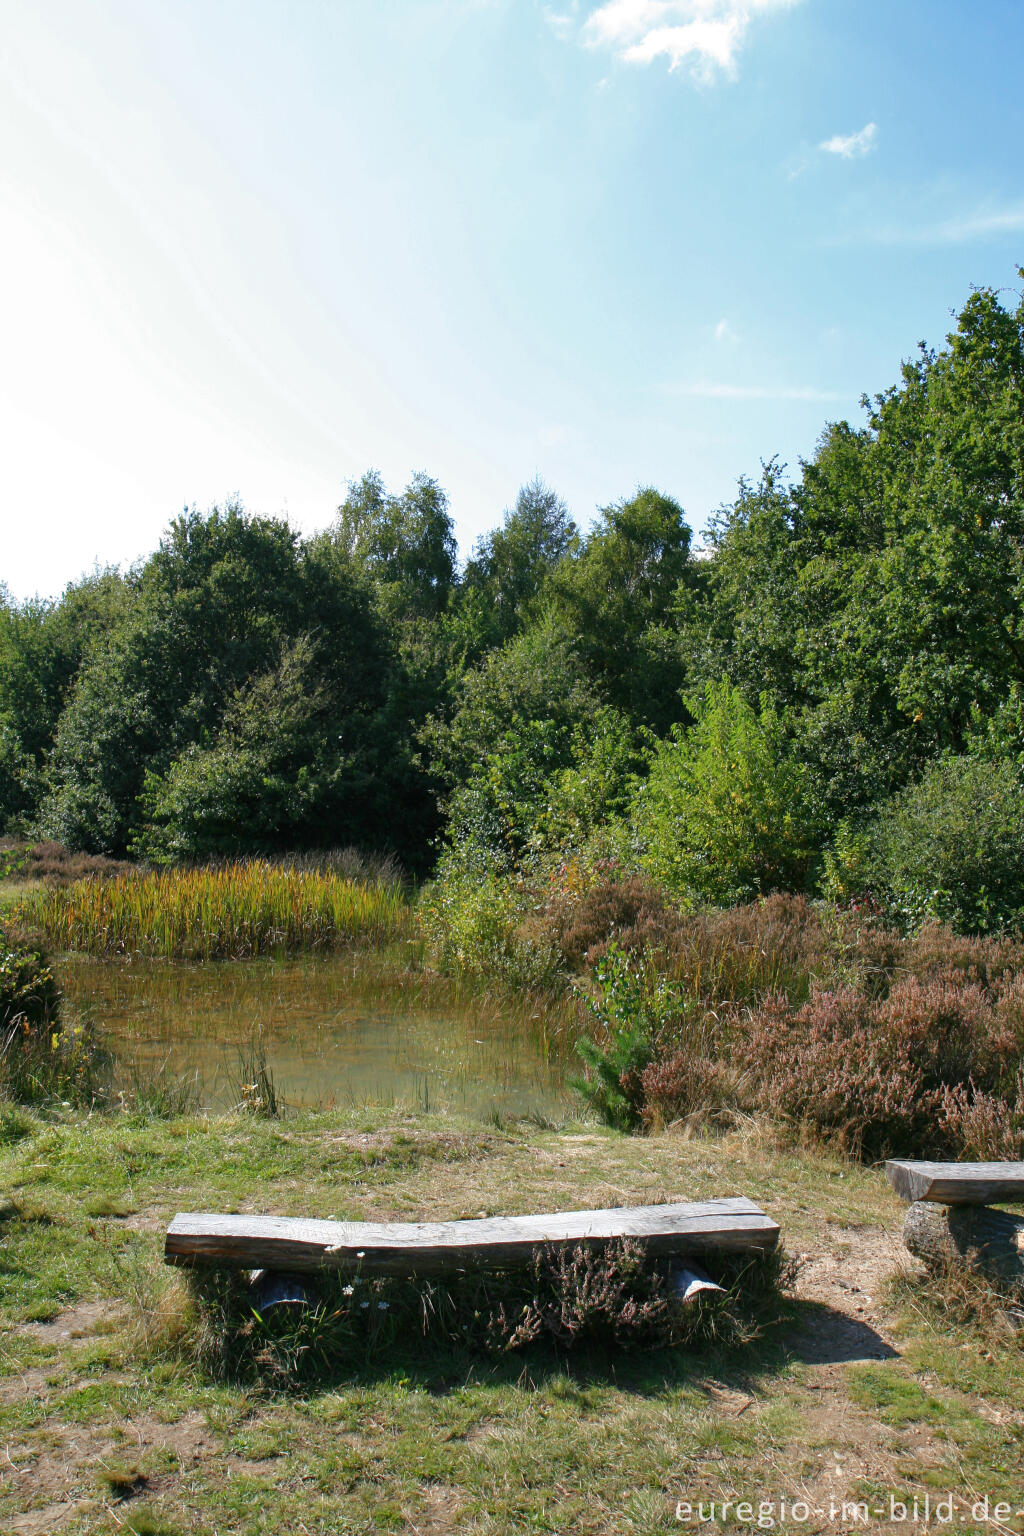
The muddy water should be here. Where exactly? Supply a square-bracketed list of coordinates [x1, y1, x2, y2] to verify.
[57, 952, 573, 1120]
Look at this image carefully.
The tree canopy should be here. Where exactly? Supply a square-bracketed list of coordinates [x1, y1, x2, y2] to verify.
[5, 274, 1024, 925]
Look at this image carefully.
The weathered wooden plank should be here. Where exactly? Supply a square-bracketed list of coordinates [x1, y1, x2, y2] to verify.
[165, 1197, 779, 1274]
[886, 1160, 1024, 1206]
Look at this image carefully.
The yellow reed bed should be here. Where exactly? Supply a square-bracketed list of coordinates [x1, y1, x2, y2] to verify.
[33, 863, 410, 960]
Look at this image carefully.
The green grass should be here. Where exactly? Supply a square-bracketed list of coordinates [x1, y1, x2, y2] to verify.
[2, 1109, 1023, 1534]
[25, 861, 412, 960]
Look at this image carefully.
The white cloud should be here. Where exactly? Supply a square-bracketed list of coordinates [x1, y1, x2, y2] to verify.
[714, 317, 738, 344]
[820, 122, 878, 159]
[669, 381, 847, 401]
[582, 0, 802, 80]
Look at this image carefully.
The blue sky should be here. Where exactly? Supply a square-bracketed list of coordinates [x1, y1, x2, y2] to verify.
[2, 0, 1023, 600]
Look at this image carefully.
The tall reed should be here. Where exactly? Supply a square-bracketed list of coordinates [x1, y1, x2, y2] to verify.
[32, 862, 410, 960]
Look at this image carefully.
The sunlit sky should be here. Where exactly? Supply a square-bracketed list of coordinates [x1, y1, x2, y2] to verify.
[2, 0, 1023, 600]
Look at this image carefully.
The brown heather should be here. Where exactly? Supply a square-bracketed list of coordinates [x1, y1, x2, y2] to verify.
[542, 872, 677, 972]
[537, 874, 1024, 1159]
[745, 974, 1018, 1160]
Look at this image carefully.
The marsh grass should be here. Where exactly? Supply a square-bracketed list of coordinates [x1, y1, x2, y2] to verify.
[232, 1029, 279, 1118]
[0, 1014, 109, 1106]
[29, 860, 411, 960]
[117, 1052, 202, 1119]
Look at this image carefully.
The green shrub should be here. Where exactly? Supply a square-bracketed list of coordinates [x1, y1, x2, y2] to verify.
[417, 866, 563, 992]
[0, 926, 106, 1106]
[866, 755, 1024, 934]
[635, 679, 815, 906]
[0, 933, 60, 1032]
[572, 945, 697, 1130]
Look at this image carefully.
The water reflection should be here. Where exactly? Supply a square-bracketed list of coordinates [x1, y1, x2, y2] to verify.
[57, 952, 573, 1120]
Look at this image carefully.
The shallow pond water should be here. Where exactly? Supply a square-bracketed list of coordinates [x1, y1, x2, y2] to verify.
[57, 951, 574, 1120]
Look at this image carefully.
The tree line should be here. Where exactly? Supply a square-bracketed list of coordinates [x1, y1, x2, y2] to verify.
[3, 275, 1024, 928]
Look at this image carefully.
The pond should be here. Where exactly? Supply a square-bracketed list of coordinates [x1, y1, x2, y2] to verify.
[57, 951, 575, 1121]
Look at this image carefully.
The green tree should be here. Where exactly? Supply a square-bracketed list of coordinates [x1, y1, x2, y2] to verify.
[864, 755, 1024, 934]
[550, 485, 691, 731]
[334, 470, 457, 622]
[422, 621, 636, 873]
[40, 505, 390, 855]
[677, 279, 1024, 830]
[132, 638, 349, 862]
[0, 569, 128, 831]
[635, 679, 814, 905]
[462, 477, 576, 648]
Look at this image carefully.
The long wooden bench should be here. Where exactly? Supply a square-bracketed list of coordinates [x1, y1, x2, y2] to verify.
[165, 1197, 779, 1277]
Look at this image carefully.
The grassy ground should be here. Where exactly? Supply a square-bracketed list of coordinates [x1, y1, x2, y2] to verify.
[2, 1108, 1022, 1535]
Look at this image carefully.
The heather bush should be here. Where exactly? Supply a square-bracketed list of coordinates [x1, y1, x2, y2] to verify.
[903, 922, 1024, 994]
[938, 1078, 1024, 1161]
[486, 1239, 676, 1352]
[638, 1050, 738, 1132]
[0, 839, 133, 888]
[543, 867, 677, 972]
[746, 974, 1019, 1158]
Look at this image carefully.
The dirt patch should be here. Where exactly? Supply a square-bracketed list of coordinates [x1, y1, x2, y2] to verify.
[789, 1223, 917, 1365]
[125, 1409, 212, 1463]
[115, 1210, 167, 1233]
[5, 1424, 116, 1530]
[409, 1483, 464, 1533]
[8, 1496, 94, 1535]
[18, 1300, 126, 1345]
[0, 1365, 52, 1405]
[464, 1419, 505, 1447]
[218, 1455, 284, 1483]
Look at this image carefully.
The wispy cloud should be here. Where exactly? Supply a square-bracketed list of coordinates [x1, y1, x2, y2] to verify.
[820, 122, 878, 159]
[542, 2, 580, 38]
[668, 381, 847, 401]
[580, 0, 803, 81]
[714, 318, 738, 344]
[858, 203, 1024, 245]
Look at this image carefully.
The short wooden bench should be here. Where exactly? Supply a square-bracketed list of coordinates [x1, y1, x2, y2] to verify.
[886, 1160, 1024, 1206]
[165, 1197, 779, 1278]
[885, 1160, 1024, 1286]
